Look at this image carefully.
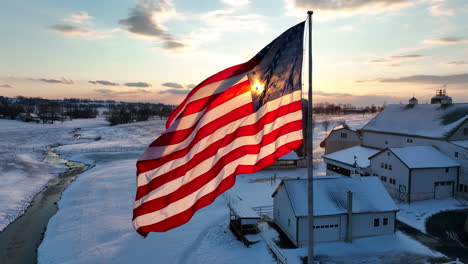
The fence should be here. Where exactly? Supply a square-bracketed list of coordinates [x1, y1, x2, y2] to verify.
[257, 222, 289, 264]
[441, 258, 463, 264]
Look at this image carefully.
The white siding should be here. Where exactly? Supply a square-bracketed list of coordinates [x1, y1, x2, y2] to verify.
[449, 120, 468, 141]
[411, 168, 457, 201]
[362, 130, 468, 198]
[273, 186, 298, 246]
[352, 212, 395, 238]
[370, 150, 410, 201]
[324, 129, 361, 154]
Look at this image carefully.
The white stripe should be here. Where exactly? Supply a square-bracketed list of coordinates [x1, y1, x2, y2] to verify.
[134, 110, 302, 208]
[137, 90, 302, 187]
[139, 90, 301, 161]
[138, 91, 251, 162]
[133, 130, 303, 228]
[167, 74, 247, 128]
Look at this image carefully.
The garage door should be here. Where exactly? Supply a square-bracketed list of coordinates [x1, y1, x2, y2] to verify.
[434, 181, 453, 199]
[313, 216, 340, 242]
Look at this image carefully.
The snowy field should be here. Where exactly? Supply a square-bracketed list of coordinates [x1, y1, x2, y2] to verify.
[7, 113, 444, 264]
[397, 198, 468, 233]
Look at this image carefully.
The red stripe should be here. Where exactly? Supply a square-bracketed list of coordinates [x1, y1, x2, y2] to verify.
[137, 100, 302, 175]
[171, 80, 251, 122]
[166, 59, 259, 129]
[150, 81, 251, 147]
[133, 120, 303, 217]
[135, 139, 302, 236]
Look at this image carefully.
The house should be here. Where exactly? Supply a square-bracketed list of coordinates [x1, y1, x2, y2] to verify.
[322, 146, 380, 176]
[266, 151, 306, 169]
[353, 90, 468, 199]
[272, 177, 398, 247]
[320, 123, 361, 155]
[369, 146, 460, 202]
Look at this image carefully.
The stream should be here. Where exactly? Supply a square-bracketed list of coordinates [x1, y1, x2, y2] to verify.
[0, 150, 90, 264]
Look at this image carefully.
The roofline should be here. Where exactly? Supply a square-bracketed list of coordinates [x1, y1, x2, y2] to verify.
[360, 129, 447, 140]
[296, 209, 399, 218]
[369, 147, 460, 169]
[448, 141, 468, 150]
[322, 156, 355, 167]
[447, 118, 468, 139]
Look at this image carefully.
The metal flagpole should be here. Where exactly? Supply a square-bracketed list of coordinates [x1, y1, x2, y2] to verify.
[306, 10, 314, 264]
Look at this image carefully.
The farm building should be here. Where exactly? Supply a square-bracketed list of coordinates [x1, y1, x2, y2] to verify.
[368, 146, 459, 202]
[266, 151, 306, 169]
[322, 146, 379, 176]
[321, 91, 468, 200]
[320, 124, 361, 155]
[272, 177, 398, 247]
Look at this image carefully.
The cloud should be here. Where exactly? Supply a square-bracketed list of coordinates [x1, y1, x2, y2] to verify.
[423, 37, 468, 45]
[285, 0, 413, 19]
[65, 11, 93, 24]
[94, 88, 113, 94]
[389, 54, 425, 59]
[50, 24, 108, 39]
[0, 84, 12, 88]
[118, 0, 187, 51]
[89, 80, 119, 86]
[357, 73, 468, 84]
[186, 84, 196, 89]
[162, 82, 184, 88]
[314, 91, 352, 97]
[94, 88, 151, 95]
[428, 2, 454, 16]
[33, 77, 74, 85]
[159, 88, 191, 95]
[446, 61, 467, 65]
[369, 54, 425, 63]
[124, 82, 152, 87]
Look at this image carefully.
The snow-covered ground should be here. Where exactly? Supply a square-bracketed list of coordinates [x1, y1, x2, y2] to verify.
[0, 118, 108, 231]
[258, 222, 443, 264]
[397, 198, 468, 233]
[7, 113, 449, 264]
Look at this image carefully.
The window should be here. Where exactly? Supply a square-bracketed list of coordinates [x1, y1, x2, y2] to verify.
[389, 178, 396, 185]
[387, 152, 390, 156]
[460, 184, 464, 192]
[455, 152, 459, 158]
[381, 163, 384, 168]
[464, 128, 468, 136]
[445, 168, 449, 173]
[374, 218, 380, 227]
[384, 164, 388, 169]
[288, 219, 291, 227]
[327, 163, 351, 176]
[465, 185, 468, 193]
[385, 140, 388, 145]
[389, 164, 392, 170]
[406, 138, 413, 143]
[381, 176, 387, 182]
[340, 132, 347, 138]
[383, 218, 388, 226]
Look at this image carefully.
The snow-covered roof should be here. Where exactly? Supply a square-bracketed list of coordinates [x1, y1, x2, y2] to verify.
[383, 146, 459, 169]
[322, 146, 380, 168]
[278, 151, 299, 160]
[274, 177, 398, 217]
[451, 140, 468, 149]
[361, 104, 468, 139]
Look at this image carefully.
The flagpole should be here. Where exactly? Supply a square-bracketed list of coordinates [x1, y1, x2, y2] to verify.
[306, 10, 314, 264]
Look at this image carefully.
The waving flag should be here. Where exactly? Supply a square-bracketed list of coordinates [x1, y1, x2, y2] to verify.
[133, 22, 305, 236]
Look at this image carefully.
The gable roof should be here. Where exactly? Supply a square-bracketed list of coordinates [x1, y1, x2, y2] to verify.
[322, 146, 380, 168]
[361, 104, 468, 139]
[278, 151, 299, 160]
[451, 140, 468, 149]
[370, 146, 459, 169]
[273, 177, 398, 217]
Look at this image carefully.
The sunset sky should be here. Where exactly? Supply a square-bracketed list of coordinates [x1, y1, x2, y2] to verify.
[1, 0, 467, 106]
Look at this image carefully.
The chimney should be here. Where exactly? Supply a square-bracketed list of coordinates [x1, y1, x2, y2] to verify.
[346, 191, 353, 242]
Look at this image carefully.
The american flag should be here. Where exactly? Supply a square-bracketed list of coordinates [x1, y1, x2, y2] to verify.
[133, 21, 305, 236]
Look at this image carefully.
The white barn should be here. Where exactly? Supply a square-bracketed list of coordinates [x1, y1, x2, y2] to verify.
[320, 124, 361, 155]
[323, 146, 380, 176]
[360, 100, 468, 199]
[272, 177, 398, 247]
[369, 146, 460, 202]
